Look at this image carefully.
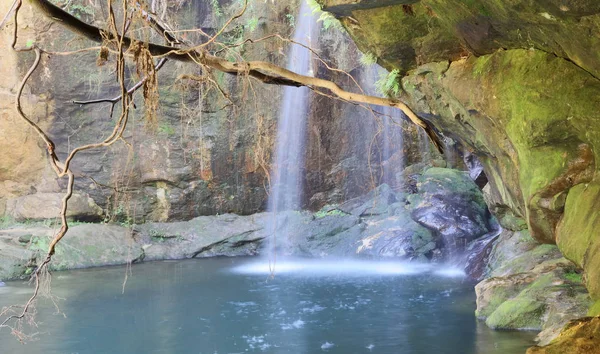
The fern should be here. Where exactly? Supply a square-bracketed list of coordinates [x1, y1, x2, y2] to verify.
[375, 69, 402, 97]
[211, 0, 223, 17]
[306, 0, 343, 31]
[359, 52, 377, 66]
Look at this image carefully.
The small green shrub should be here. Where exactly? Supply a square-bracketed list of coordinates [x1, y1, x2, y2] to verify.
[314, 209, 346, 219]
[375, 69, 402, 97]
[359, 52, 377, 66]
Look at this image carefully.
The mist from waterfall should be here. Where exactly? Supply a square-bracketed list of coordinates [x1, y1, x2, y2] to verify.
[267, 1, 316, 255]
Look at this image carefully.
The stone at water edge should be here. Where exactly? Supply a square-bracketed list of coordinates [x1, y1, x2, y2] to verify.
[0, 281, 5, 287]
[526, 317, 600, 354]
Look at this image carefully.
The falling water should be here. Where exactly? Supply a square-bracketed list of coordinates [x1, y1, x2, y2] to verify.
[366, 65, 406, 189]
[267, 2, 316, 254]
[418, 128, 432, 163]
[381, 106, 406, 189]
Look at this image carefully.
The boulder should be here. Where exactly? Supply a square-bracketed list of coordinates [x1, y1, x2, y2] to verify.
[134, 213, 269, 260]
[355, 213, 435, 260]
[475, 230, 591, 345]
[338, 183, 397, 217]
[409, 168, 491, 253]
[29, 224, 143, 271]
[6, 193, 103, 222]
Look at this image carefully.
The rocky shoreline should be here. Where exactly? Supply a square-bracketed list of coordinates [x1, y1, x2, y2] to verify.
[0, 167, 593, 348]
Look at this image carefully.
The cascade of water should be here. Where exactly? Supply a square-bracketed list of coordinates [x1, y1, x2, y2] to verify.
[267, 2, 316, 255]
[418, 128, 431, 163]
[380, 107, 406, 189]
[367, 65, 406, 190]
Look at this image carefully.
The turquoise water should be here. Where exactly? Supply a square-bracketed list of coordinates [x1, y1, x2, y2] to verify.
[0, 258, 536, 353]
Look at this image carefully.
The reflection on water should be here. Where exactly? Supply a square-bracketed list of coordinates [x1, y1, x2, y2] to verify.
[0, 258, 536, 353]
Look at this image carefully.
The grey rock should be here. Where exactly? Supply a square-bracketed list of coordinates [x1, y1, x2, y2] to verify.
[6, 193, 103, 222]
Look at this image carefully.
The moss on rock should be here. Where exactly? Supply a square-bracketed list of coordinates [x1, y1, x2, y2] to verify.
[486, 296, 546, 330]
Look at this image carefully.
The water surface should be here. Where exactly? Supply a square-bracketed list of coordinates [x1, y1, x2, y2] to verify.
[0, 258, 536, 353]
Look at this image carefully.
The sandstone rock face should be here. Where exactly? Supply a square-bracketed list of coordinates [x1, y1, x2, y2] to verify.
[5, 193, 103, 222]
[0, 0, 429, 225]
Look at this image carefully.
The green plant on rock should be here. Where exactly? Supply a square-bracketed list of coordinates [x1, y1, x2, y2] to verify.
[375, 69, 402, 97]
[246, 17, 259, 33]
[285, 13, 295, 28]
[306, 0, 343, 31]
[359, 51, 377, 67]
[565, 270, 583, 283]
[211, 0, 223, 18]
[314, 208, 345, 219]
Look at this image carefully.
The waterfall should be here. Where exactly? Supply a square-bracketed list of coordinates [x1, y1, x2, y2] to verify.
[366, 65, 406, 190]
[380, 106, 406, 189]
[267, 2, 316, 257]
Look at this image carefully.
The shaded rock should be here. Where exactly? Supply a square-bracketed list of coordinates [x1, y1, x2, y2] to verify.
[482, 184, 527, 232]
[410, 168, 491, 253]
[463, 151, 487, 189]
[462, 230, 499, 280]
[527, 317, 600, 354]
[6, 193, 103, 222]
[338, 183, 397, 217]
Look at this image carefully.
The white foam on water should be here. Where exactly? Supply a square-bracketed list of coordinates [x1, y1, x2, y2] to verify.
[321, 342, 334, 350]
[433, 267, 466, 277]
[230, 259, 465, 278]
[281, 319, 305, 330]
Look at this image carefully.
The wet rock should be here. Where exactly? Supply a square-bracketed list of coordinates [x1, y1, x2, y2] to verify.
[0, 234, 37, 280]
[475, 230, 591, 345]
[462, 231, 499, 280]
[410, 168, 491, 253]
[134, 213, 270, 260]
[5, 193, 103, 222]
[355, 213, 435, 260]
[338, 184, 397, 217]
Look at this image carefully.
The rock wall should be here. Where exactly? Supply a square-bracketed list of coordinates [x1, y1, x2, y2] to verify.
[318, 0, 600, 349]
[320, 0, 600, 302]
[0, 0, 429, 224]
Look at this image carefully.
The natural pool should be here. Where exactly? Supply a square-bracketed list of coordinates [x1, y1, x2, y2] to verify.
[0, 258, 536, 353]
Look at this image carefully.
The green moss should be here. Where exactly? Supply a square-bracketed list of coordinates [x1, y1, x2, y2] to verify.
[476, 286, 515, 318]
[314, 209, 346, 219]
[565, 271, 583, 284]
[588, 300, 600, 317]
[486, 297, 546, 330]
[557, 183, 600, 267]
